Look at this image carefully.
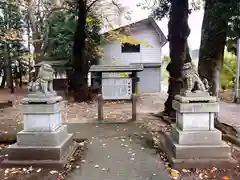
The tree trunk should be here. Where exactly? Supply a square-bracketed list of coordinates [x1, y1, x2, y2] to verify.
[0, 67, 6, 88]
[163, 0, 191, 118]
[198, 0, 227, 96]
[27, 0, 42, 64]
[70, 0, 89, 102]
[6, 45, 14, 93]
[18, 60, 23, 88]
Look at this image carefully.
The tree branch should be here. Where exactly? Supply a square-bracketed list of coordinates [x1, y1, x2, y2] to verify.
[86, 0, 100, 12]
[111, 0, 121, 11]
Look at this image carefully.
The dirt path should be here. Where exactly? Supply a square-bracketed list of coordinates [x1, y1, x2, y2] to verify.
[1, 89, 240, 136]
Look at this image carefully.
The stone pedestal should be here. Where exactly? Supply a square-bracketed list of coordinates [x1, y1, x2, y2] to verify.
[2, 95, 77, 168]
[162, 93, 237, 169]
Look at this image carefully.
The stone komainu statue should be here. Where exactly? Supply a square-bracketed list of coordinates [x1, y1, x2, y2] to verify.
[28, 64, 56, 96]
[181, 62, 209, 93]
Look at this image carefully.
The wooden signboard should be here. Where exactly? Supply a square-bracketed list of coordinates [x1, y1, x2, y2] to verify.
[89, 65, 144, 121]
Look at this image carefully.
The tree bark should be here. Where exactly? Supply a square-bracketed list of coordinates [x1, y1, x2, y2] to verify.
[70, 0, 89, 102]
[18, 60, 23, 88]
[6, 45, 14, 93]
[163, 0, 191, 118]
[27, 0, 42, 63]
[198, 0, 227, 96]
[0, 67, 6, 88]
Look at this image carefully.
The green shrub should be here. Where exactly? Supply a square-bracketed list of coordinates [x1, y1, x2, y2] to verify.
[221, 52, 237, 90]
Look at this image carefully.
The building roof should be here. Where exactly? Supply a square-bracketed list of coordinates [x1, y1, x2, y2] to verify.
[35, 60, 69, 67]
[89, 64, 143, 72]
[103, 17, 167, 47]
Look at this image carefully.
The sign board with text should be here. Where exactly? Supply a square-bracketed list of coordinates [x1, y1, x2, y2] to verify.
[102, 76, 132, 100]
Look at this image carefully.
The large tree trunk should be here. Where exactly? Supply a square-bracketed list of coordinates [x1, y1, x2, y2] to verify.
[70, 0, 89, 102]
[163, 0, 191, 118]
[198, 0, 227, 96]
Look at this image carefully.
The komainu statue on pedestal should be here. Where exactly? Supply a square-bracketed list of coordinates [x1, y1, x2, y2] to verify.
[28, 64, 56, 96]
[181, 62, 209, 94]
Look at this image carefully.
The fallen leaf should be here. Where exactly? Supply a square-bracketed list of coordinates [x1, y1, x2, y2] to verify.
[57, 174, 64, 180]
[168, 168, 180, 180]
[22, 168, 27, 172]
[79, 142, 85, 146]
[36, 169, 42, 173]
[4, 169, 9, 175]
[210, 167, 217, 174]
[181, 169, 189, 173]
[28, 166, 33, 172]
[199, 173, 204, 179]
[222, 176, 230, 180]
[49, 170, 58, 174]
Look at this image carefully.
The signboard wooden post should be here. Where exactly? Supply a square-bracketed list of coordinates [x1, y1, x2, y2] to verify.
[89, 65, 143, 121]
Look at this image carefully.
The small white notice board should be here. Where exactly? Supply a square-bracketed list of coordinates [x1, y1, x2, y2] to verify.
[102, 72, 132, 100]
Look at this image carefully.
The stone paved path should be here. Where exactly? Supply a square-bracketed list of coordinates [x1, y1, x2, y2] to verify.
[66, 123, 170, 180]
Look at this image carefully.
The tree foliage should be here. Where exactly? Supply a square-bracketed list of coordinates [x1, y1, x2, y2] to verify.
[137, 0, 201, 20]
[225, 1, 240, 54]
[197, 0, 240, 96]
[0, 0, 27, 89]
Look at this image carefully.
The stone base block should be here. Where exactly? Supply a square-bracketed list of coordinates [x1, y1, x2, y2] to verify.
[1, 141, 78, 169]
[176, 112, 214, 131]
[7, 134, 73, 161]
[1, 134, 77, 168]
[171, 125, 222, 145]
[175, 94, 217, 103]
[166, 132, 231, 159]
[21, 101, 63, 114]
[181, 91, 210, 97]
[1, 159, 71, 169]
[17, 125, 68, 146]
[168, 155, 238, 170]
[161, 133, 237, 169]
[23, 112, 62, 132]
[21, 95, 62, 104]
[173, 100, 219, 113]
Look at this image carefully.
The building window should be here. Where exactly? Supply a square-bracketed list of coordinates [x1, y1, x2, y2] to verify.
[121, 43, 140, 53]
